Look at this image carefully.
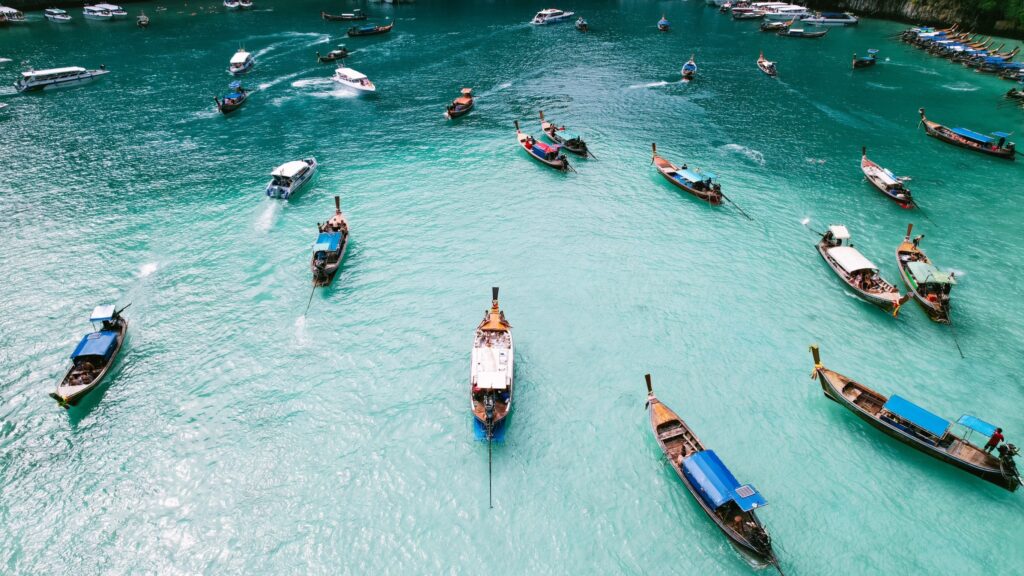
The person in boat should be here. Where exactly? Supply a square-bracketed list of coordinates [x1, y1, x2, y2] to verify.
[912, 234, 924, 248]
[985, 428, 1005, 453]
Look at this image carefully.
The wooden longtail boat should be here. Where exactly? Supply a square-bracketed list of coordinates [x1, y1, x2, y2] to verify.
[652, 143, 723, 204]
[852, 49, 878, 69]
[322, 9, 366, 21]
[645, 375, 782, 570]
[816, 225, 906, 315]
[311, 196, 350, 287]
[861, 147, 914, 208]
[471, 287, 514, 437]
[681, 55, 697, 81]
[575, 16, 588, 32]
[757, 52, 777, 76]
[317, 45, 350, 63]
[777, 25, 828, 38]
[444, 88, 474, 120]
[347, 22, 393, 37]
[918, 108, 1016, 160]
[515, 120, 571, 171]
[539, 111, 592, 157]
[895, 223, 955, 323]
[810, 346, 1021, 492]
[50, 305, 129, 408]
[214, 81, 248, 114]
[657, 15, 670, 31]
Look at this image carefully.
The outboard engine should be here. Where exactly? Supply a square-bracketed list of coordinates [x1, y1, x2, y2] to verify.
[484, 394, 496, 438]
[748, 524, 772, 555]
[998, 443, 1021, 484]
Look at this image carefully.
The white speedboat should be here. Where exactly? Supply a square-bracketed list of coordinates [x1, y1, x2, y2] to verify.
[530, 8, 574, 25]
[227, 49, 254, 75]
[332, 67, 376, 94]
[45, 8, 73, 22]
[0, 6, 26, 23]
[265, 158, 317, 199]
[763, 4, 811, 21]
[801, 11, 859, 25]
[94, 3, 127, 17]
[224, 0, 241, 9]
[82, 6, 112, 20]
[14, 66, 110, 92]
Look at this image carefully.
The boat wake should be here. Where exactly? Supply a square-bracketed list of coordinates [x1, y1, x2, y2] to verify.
[805, 158, 827, 165]
[866, 82, 899, 90]
[942, 82, 979, 92]
[256, 202, 281, 232]
[138, 262, 158, 278]
[258, 70, 306, 91]
[0, 58, 11, 64]
[291, 78, 333, 89]
[294, 315, 308, 344]
[192, 109, 219, 120]
[722, 144, 765, 166]
[628, 80, 672, 89]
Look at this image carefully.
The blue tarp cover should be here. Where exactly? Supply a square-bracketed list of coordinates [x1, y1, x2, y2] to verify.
[992, 131, 1011, 138]
[70, 331, 118, 360]
[957, 415, 997, 437]
[951, 127, 994, 144]
[682, 450, 767, 512]
[314, 232, 341, 252]
[883, 395, 950, 438]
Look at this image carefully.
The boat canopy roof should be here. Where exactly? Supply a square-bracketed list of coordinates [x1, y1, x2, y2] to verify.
[22, 67, 87, 78]
[682, 450, 766, 512]
[883, 395, 950, 438]
[677, 168, 715, 183]
[229, 80, 242, 89]
[314, 232, 341, 253]
[957, 415, 998, 437]
[828, 225, 850, 240]
[475, 369, 508, 390]
[907, 261, 955, 285]
[93, 3, 124, 9]
[272, 160, 309, 178]
[951, 127, 995, 144]
[336, 67, 366, 79]
[658, 17, 670, 24]
[992, 131, 1012, 138]
[828, 246, 876, 274]
[90, 305, 116, 322]
[71, 331, 118, 360]
[230, 51, 252, 64]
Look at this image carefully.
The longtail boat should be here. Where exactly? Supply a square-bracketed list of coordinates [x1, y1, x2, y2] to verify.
[918, 108, 1016, 160]
[645, 375, 782, 570]
[347, 21, 393, 37]
[214, 81, 248, 114]
[861, 147, 914, 208]
[311, 196, 350, 287]
[50, 304, 129, 408]
[539, 111, 592, 157]
[657, 15, 670, 31]
[651, 143, 723, 205]
[895, 223, 955, 323]
[316, 45, 350, 63]
[515, 120, 570, 171]
[817, 225, 905, 315]
[445, 88, 474, 120]
[852, 49, 878, 69]
[471, 287, 514, 437]
[810, 346, 1021, 492]
[757, 52, 778, 76]
[681, 55, 697, 81]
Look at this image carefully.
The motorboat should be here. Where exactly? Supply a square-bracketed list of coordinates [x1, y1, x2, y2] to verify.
[0, 6, 26, 23]
[311, 196, 351, 287]
[515, 120, 571, 171]
[760, 19, 791, 31]
[681, 55, 697, 81]
[657, 15, 670, 31]
[224, 0, 241, 9]
[763, 4, 811, 21]
[137, 11, 149, 28]
[731, 6, 766, 19]
[14, 66, 110, 92]
[239, 0, 253, 8]
[89, 3, 128, 17]
[530, 8, 574, 25]
[322, 9, 367, 21]
[44, 8, 73, 22]
[82, 5, 113, 20]
[471, 287, 515, 439]
[777, 25, 828, 38]
[651, 143, 724, 205]
[50, 304, 129, 409]
[539, 111, 591, 157]
[801, 11, 858, 25]
[332, 66, 376, 94]
[347, 21, 393, 36]
[266, 158, 318, 199]
[317, 45, 350, 63]
[757, 52, 777, 76]
[214, 81, 248, 114]
[228, 49, 254, 75]
[575, 16, 588, 32]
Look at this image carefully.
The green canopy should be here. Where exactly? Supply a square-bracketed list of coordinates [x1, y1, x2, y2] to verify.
[907, 261, 955, 285]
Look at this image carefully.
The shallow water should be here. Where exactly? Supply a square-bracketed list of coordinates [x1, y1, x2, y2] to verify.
[1, 2, 1022, 574]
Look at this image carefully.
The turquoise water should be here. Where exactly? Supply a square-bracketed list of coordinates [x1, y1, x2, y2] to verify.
[2, 2, 1023, 574]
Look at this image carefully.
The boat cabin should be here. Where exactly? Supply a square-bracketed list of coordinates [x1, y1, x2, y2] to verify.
[270, 161, 311, 189]
[529, 140, 562, 161]
[675, 167, 720, 192]
[532, 8, 571, 24]
[0, 6, 26, 21]
[313, 231, 344, 264]
[334, 67, 374, 88]
[681, 450, 767, 527]
[20, 67, 89, 83]
[950, 128, 1013, 151]
[906, 260, 954, 299]
[229, 50, 254, 72]
[878, 395, 952, 446]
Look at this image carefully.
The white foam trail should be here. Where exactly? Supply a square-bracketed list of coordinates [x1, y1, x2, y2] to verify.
[256, 202, 280, 231]
[0, 58, 12, 64]
[258, 70, 306, 91]
[628, 80, 671, 89]
[942, 83, 979, 92]
[138, 262, 158, 277]
[309, 89, 359, 100]
[294, 315, 308, 345]
[866, 82, 899, 90]
[722, 144, 766, 166]
[193, 110, 218, 120]
[805, 158, 827, 165]
[291, 78, 333, 88]
[801, 217, 811, 225]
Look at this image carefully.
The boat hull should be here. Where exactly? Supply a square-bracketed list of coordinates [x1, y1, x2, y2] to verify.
[51, 319, 128, 408]
[895, 247, 949, 323]
[816, 368, 1018, 491]
[922, 119, 1015, 160]
[15, 70, 109, 93]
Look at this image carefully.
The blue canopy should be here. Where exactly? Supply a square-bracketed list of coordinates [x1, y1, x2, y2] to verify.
[682, 450, 767, 512]
[957, 415, 997, 437]
[658, 18, 670, 25]
[229, 81, 242, 90]
[951, 127, 994, 144]
[70, 331, 118, 360]
[883, 395, 950, 438]
[313, 232, 341, 253]
[225, 92, 243, 99]
[992, 131, 1011, 138]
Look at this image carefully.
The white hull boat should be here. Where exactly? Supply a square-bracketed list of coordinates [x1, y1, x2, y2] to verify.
[266, 158, 317, 199]
[332, 67, 376, 94]
[15, 66, 110, 93]
[530, 8, 575, 25]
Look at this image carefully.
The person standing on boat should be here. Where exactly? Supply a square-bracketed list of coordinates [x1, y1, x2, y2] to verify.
[985, 428, 1005, 453]
[912, 234, 924, 248]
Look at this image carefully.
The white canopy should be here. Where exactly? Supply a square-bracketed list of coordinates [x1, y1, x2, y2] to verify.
[22, 67, 86, 77]
[93, 3, 124, 10]
[90, 305, 116, 322]
[476, 372, 508, 390]
[271, 160, 309, 178]
[828, 246, 877, 274]
[828, 225, 850, 240]
[230, 51, 252, 65]
[335, 67, 366, 80]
